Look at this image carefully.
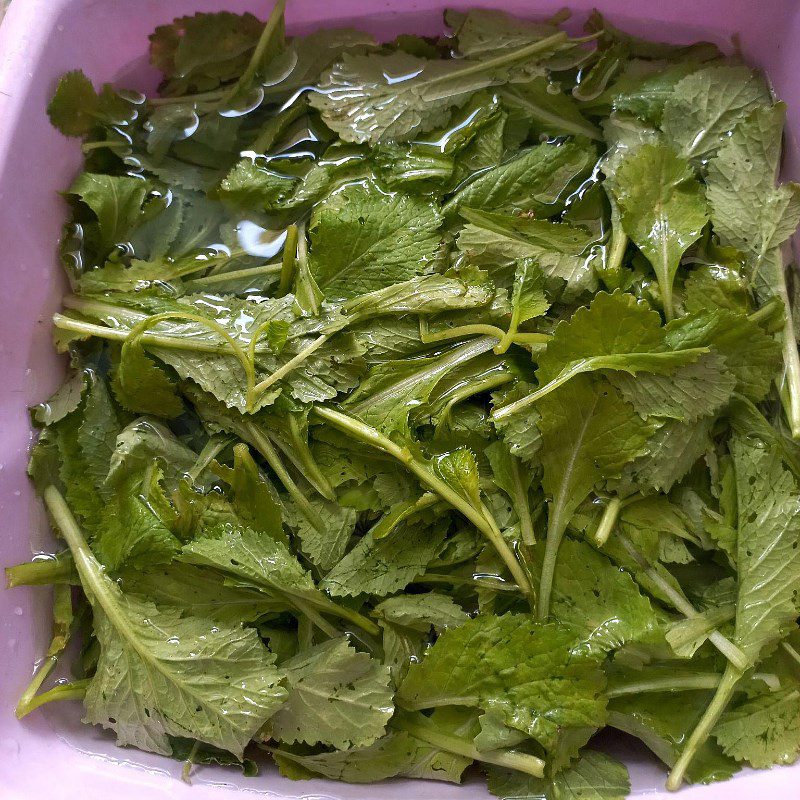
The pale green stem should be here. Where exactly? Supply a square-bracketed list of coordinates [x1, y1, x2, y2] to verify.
[420, 322, 507, 344]
[15, 679, 89, 715]
[187, 435, 233, 484]
[148, 90, 225, 107]
[748, 296, 783, 326]
[250, 333, 330, 403]
[292, 598, 339, 639]
[6, 555, 75, 587]
[181, 741, 200, 784]
[286, 414, 336, 501]
[15, 656, 59, 718]
[226, 0, 286, 100]
[242, 421, 326, 533]
[508, 457, 536, 547]
[666, 665, 743, 790]
[311, 407, 533, 597]
[616, 530, 748, 671]
[417, 573, 521, 593]
[183, 262, 282, 289]
[396, 714, 545, 778]
[782, 641, 800, 666]
[607, 674, 725, 698]
[278, 224, 298, 296]
[54, 315, 241, 355]
[594, 497, 621, 546]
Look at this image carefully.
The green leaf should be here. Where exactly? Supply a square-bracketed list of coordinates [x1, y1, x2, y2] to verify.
[122, 562, 287, 624]
[343, 268, 495, 320]
[456, 211, 600, 299]
[48, 490, 286, 758]
[487, 749, 630, 800]
[93, 466, 180, 571]
[707, 104, 800, 263]
[113, 333, 183, 418]
[665, 308, 782, 403]
[321, 520, 447, 598]
[373, 593, 469, 632]
[619, 416, 713, 493]
[262, 28, 377, 99]
[273, 729, 468, 783]
[31, 370, 86, 427]
[180, 522, 319, 607]
[500, 77, 602, 140]
[537, 373, 653, 616]
[611, 143, 708, 318]
[269, 637, 393, 749]
[47, 70, 134, 137]
[310, 34, 581, 144]
[713, 688, 800, 768]
[149, 11, 265, 95]
[607, 351, 736, 422]
[730, 436, 800, 664]
[69, 173, 149, 259]
[491, 383, 543, 467]
[308, 180, 443, 300]
[283, 495, 356, 573]
[213, 443, 283, 540]
[530, 537, 658, 657]
[397, 614, 606, 749]
[661, 65, 771, 160]
[106, 418, 198, 491]
[444, 141, 593, 218]
[608, 692, 738, 784]
[496, 259, 549, 352]
[345, 338, 495, 441]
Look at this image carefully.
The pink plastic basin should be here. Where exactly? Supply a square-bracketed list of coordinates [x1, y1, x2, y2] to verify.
[1, 1, 799, 798]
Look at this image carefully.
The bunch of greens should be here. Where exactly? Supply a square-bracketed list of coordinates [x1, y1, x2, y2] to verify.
[8, 4, 800, 797]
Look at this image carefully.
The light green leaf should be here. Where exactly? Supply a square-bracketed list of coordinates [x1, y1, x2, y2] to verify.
[310, 35, 581, 144]
[32, 370, 86, 427]
[107, 418, 198, 491]
[269, 637, 393, 749]
[121, 562, 287, 624]
[530, 537, 658, 657]
[321, 520, 446, 598]
[213, 443, 283, 540]
[180, 523, 319, 606]
[397, 614, 606, 749]
[661, 65, 771, 160]
[707, 104, 800, 263]
[48, 490, 286, 759]
[612, 143, 708, 318]
[69, 173, 149, 258]
[665, 308, 782, 402]
[113, 333, 183, 418]
[444, 141, 593, 217]
[491, 383, 543, 467]
[500, 77, 602, 140]
[608, 351, 736, 422]
[619, 416, 713, 494]
[731, 436, 800, 664]
[344, 337, 495, 441]
[373, 593, 469, 632]
[284, 495, 357, 573]
[94, 467, 180, 571]
[487, 749, 630, 800]
[608, 692, 737, 784]
[308, 180, 443, 300]
[496, 259, 549, 352]
[713, 688, 800, 768]
[273, 729, 469, 783]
